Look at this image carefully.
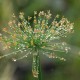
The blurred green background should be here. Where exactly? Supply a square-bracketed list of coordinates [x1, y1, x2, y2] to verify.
[0, 0, 80, 80]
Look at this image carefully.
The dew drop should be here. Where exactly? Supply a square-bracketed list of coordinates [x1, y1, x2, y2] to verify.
[62, 42, 66, 45]
[12, 58, 16, 62]
[18, 48, 20, 49]
[65, 47, 69, 53]
[24, 50, 27, 51]
[48, 53, 53, 58]
[32, 70, 39, 78]
[33, 60, 35, 62]
[55, 56, 58, 58]
[25, 56, 27, 57]
[60, 58, 66, 61]
[29, 52, 31, 54]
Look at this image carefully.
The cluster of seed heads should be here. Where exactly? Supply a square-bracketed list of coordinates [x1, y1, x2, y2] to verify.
[0, 10, 74, 78]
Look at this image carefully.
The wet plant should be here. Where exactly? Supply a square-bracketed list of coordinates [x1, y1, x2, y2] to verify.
[0, 10, 74, 80]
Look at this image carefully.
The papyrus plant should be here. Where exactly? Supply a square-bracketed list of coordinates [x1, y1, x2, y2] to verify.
[0, 10, 74, 79]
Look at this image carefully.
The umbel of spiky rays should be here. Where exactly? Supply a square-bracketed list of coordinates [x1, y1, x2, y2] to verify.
[0, 10, 74, 78]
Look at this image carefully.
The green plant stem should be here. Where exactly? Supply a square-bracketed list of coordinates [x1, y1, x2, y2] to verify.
[32, 49, 42, 80]
[38, 50, 42, 80]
